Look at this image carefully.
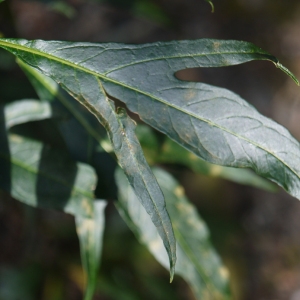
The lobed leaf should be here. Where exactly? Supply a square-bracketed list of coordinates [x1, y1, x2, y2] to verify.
[116, 167, 230, 300]
[0, 37, 299, 274]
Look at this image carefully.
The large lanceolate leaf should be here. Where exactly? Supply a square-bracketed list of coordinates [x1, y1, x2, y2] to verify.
[116, 167, 230, 300]
[0, 38, 299, 275]
[0, 38, 299, 200]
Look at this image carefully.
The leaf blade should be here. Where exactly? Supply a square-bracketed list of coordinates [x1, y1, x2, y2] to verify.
[0, 39, 300, 198]
[1, 37, 299, 274]
[116, 167, 230, 299]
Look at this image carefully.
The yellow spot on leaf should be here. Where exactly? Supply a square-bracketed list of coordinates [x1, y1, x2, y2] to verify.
[81, 198, 93, 217]
[188, 152, 198, 161]
[219, 266, 229, 279]
[213, 41, 220, 50]
[185, 90, 196, 100]
[10, 134, 23, 143]
[149, 237, 163, 252]
[209, 164, 223, 176]
[174, 186, 184, 197]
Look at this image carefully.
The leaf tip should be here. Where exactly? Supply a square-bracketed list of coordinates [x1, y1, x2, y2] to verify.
[169, 254, 176, 283]
[170, 268, 175, 283]
[276, 62, 299, 86]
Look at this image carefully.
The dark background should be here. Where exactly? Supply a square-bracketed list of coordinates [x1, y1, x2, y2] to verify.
[1, 0, 300, 299]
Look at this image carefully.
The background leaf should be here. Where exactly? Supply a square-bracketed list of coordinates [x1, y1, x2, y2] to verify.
[4, 99, 56, 128]
[75, 200, 107, 300]
[116, 166, 230, 300]
[0, 100, 105, 299]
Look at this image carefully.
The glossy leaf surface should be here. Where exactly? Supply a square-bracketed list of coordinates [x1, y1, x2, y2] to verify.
[116, 167, 230, 300]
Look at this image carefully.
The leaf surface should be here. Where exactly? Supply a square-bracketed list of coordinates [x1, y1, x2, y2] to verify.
[4, 99, 53, 128]
[116, 167, 230, 300]
[0, 133, 96, 217]
[0, 38, 298, 201]
[1, 97, 95, 216]
[136, 124, 277, 192]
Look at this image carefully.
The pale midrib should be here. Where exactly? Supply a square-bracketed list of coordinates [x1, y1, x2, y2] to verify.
[1, 40, 298, 182]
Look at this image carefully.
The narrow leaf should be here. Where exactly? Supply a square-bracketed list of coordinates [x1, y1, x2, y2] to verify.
[0, 100, 107, 300]
[116, 167, 230, 299]
[1, 102, 105, 299]
[75, 200, 107, 300]
[0, 38, 298, 203]
[113, 108, 176, 280]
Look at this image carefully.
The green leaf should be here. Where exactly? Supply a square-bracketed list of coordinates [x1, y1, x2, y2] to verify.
[1, 99, 106, 299]
[75, 200, 107, 300]
[17, 59, 176, 280]
[0, 39, 298, 199]
[136, 124, 277, 192]
[116, 167, 230, 300]
[4, 99, 54, 128]
[0, 133, 96, 217]
[0, 38, 299, 274]
[17, 60, 118, 199]
[3, 40, 177, 279]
